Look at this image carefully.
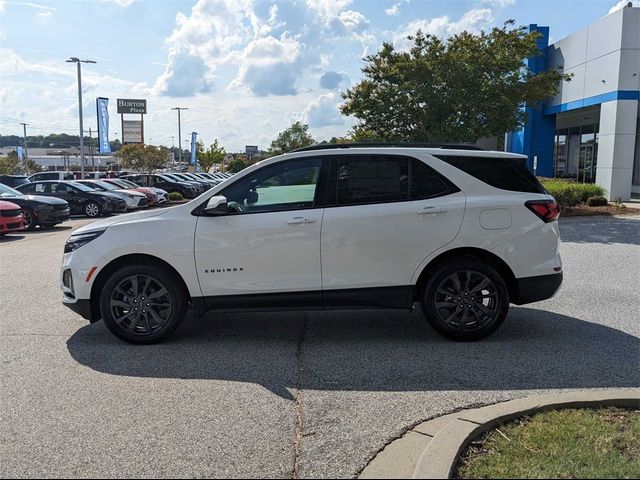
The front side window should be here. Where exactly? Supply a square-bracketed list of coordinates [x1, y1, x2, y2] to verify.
[222, 157, 321, 214]
[34, 183, 50, 193]
[336, 155, 408, 205]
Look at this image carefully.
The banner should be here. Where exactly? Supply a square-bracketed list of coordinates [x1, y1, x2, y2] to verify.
[190, 132, 198, 171]
[96, 97, 111, 154]
[17, 146, 23, 160]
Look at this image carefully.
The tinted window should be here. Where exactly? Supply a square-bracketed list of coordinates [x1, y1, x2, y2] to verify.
[411, 159, 458, 199]
[51, 183, 74, 194]
[435, 155, 547, 194]
[336, 155, 408, 205]
[18, 183, 36, 193]
[223, 157, 321, 213]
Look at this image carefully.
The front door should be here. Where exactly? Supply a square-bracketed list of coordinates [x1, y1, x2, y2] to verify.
[194, 156, 325, 309]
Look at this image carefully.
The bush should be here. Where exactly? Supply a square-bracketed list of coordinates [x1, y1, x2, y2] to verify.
[168, 192, 183, 202]
[586, 195, 608, 207]
[541, 179, 606, 207]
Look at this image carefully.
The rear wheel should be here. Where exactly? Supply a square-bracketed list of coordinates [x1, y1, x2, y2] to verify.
[99, 264, 187, 344]
[420, 258, 509, 341]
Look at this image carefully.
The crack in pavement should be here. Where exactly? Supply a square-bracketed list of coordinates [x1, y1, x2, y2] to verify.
[292, 314, 308, 479]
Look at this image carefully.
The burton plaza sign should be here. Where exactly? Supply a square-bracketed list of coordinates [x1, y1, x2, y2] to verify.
[117, 99, 147, 114]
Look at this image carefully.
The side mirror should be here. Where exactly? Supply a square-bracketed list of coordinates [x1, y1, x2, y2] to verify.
[203, 195, 228, 215]
[246, 189, 258, 205]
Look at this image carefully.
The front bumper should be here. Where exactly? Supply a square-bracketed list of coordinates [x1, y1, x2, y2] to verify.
[513, 272, 563, 305]
[38, 208, 70, 225]
[0, 215, 25, 233]
[62, 297, 93, 321]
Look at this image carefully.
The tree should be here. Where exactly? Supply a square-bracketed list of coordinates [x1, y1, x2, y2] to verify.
[268, 122, 316, 156]
[117, 144, 170, 174]
[0, 156, 20, 175]
[227, 156, 253, 173]
[24, 159, 42, 174]
[197, 139, 226, 173]
[341, 22, 572, 143]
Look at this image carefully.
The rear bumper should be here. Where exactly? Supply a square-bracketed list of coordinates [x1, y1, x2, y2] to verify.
[513, 272, 563, 305]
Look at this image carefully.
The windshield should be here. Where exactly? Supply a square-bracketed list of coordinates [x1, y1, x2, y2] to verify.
[111, 179, 133, 188]
[161, 174, 180, 182]
[94, 181, 117, 190]
[69, 181, 96, 192]
[0, 183, 21, 197]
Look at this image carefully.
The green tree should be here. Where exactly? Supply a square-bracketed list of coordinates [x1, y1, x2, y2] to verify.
[268, 121, 316, 156]
[117, 144, 170, 174]
[24, 159, 42, 174]
[0, 156, 20, 175]
[197, 139, 226, 173]
[227, 156, 253, 173]
[341, 22, 571, 143]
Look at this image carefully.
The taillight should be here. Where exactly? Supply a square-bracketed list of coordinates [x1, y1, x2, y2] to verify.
[525, 200, 560, 223]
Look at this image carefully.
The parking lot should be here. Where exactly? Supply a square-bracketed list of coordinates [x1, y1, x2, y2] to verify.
[1, 214, 639, 478]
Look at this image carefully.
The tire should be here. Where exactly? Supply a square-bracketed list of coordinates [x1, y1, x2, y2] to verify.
[83, 201, 102, 218]
[21, 208, 36, 231]
[420, 257, 509, 341]
[99, 264, 187, 344]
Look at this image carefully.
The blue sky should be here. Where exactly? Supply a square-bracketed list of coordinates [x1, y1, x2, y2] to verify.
[0, 0, 628, 151]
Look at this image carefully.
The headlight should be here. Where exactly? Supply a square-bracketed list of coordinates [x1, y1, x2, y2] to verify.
[64, 230, 105, 254]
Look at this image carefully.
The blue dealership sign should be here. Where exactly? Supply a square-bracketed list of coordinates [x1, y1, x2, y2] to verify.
[96, 97, 112, 154]
[17, 146, 23, 160]
[190, 132, 198, 171]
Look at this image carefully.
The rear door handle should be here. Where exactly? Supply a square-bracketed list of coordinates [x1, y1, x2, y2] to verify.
[417, 206, 448, 215]
[287, 216, 317, 225]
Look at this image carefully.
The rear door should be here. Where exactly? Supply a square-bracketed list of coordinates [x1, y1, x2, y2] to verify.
[320, 154, 465, 307]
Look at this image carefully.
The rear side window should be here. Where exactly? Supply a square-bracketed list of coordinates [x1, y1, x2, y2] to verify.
[411, 159, 460, 199]
[336, 155, 408, 205]
[435, 155, 547, 194]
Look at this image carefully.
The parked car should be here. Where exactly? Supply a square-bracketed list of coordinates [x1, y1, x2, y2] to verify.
[76, 180, 149, 210]
[121, 174, 198, 199]
[162, 173, 207, 194]
[0, 200, 25, 236]
[17, 180, 127, 217]
[0, 175, 30, 188]
[0, 183, 70, 230]
[180, 172, 218, 188]
[60, 144, 562, 344]
[29, 171, 75, 182]
[81, 172, 108, 179]
[102, 178, 167, 206]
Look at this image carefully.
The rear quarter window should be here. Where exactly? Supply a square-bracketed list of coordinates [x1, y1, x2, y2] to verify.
[435, 155, 547, 194]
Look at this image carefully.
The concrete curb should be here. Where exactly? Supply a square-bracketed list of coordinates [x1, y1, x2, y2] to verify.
[359, 389, 640, 479]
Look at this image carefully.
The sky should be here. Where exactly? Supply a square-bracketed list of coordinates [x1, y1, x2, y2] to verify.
[0, 0, 630, 152]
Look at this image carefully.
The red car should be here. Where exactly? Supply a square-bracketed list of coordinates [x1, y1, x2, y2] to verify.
[0, 200, 25, 236]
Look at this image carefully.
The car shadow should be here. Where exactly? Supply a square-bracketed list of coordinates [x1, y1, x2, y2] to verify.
[22, 225, 73, 234]
[560, 216, 640, 246]
[66, 307, 638, 400]
[0, 234, 25, 242]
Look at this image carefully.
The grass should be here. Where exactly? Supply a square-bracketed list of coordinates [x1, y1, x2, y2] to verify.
[457, 407, 640, 479]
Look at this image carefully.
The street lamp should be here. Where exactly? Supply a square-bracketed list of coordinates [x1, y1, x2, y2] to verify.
[171, 107, 188, 164]
[66, 57, 96, 179]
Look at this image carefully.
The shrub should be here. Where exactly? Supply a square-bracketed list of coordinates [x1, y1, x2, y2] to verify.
[541, 179, 606, 207]
[586, 195, 608, 207]
[168, 191, 184, 202]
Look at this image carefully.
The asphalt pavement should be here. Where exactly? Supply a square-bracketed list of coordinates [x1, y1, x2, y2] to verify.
[1, 214, 638, 478]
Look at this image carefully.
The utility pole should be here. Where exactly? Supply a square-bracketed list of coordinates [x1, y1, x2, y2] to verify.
[88, 128, 95, 172]
[171, 107, 188, 165]
[19, 122, 28, 173]
[66, 57, 96, 179]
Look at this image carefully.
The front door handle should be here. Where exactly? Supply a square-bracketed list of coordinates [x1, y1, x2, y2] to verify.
[417, 206, 448, 215]
[287, 216, 316, 225]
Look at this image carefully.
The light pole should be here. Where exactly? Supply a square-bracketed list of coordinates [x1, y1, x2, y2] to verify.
[19, 122, 28, 173]
[171, 107, 188, 165]
[66, 57, 96, 179]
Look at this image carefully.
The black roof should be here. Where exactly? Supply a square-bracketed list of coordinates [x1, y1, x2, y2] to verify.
[291, 142, 484, 153]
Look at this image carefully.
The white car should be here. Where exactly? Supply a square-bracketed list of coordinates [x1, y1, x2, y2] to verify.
[76, 180, 149, 210]
[61, 144, 562, 344]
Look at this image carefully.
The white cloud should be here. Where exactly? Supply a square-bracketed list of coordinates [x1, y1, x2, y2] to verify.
[482, 0, 515, 7]
[0, 1, 5, 13]
[319, 71, 350, 90]
[386, 4, 400, 16]
[36, 9, 51, 17]
[394, 8, 494, 46]
[100, 0, 136, 6]
[301, 92, 344, 127]
[608, 0, 629, 14]
[306, 0, 352, 25]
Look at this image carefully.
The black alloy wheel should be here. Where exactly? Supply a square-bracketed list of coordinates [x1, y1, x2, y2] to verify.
[421, 258, 509, 341]
[21, 208, 36, 231]
[100, 264, 187, 344]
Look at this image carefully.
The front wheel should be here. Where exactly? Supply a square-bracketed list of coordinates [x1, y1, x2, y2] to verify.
[21, 208, 37, 231]
[420, 258, 509, 341]
[83, 201, 102, 218]
[99, 264, 187, 344]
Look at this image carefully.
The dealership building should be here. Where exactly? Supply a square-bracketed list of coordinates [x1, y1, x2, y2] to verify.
[507, 4, 640, 200]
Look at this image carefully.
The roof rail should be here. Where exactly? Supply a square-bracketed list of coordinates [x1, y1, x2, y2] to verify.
[291, 142, 485, 153]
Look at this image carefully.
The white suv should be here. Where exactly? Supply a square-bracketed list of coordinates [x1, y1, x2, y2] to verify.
[60, 144, 562, 344]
